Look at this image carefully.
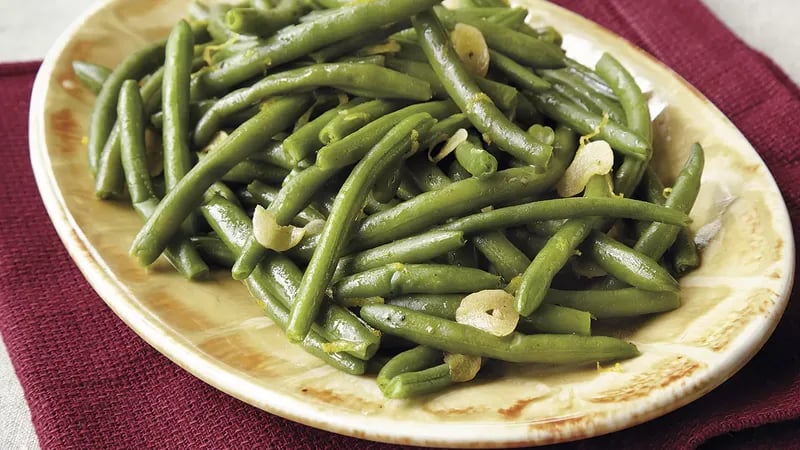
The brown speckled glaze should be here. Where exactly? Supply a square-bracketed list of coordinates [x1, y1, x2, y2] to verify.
[29, 0, 795, 447]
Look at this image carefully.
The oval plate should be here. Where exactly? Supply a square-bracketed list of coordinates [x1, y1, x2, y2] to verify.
[29, 0, 794, 447]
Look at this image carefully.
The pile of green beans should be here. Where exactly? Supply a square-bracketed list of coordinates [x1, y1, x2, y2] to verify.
[74, 0, 705, 399]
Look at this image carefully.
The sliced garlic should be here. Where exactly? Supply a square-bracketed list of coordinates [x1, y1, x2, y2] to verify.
[451, 23, 490, 77]
[444, 353, 482, 382]
[556, 140, 614, 197]
[455, 289, 519, 337]
[429, 127, 468, 162]
[252, 206, 307, 252]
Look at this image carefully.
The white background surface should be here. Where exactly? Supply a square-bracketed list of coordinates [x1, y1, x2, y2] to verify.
[1, 1, 799, 449]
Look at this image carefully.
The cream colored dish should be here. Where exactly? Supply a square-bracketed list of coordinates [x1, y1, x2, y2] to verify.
[29, 0, 794, 447]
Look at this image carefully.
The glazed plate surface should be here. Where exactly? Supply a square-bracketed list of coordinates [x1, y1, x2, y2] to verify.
[29, 0, 795, 447]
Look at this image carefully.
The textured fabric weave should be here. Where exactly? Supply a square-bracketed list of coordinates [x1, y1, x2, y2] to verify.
[1, 0, 799, 448]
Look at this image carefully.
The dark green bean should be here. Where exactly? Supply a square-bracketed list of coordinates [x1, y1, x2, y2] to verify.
[517, 304, 592, 336]
[333, 263, 502, 299]
[117, 80, 209, 280]
[246, 180, 325, 225]
[309, 21, 410, 63]
[595, 53, 652, 198]
[531, 91, 650, 160]
[287, 113, 436, 342]
[488, 50, 551, 93]
[405, 156, 451, 192]
[538, 69, 626, 124]
[371, 162, 403, 204]
[283, 98, 366, 165]
[454, 140, 497, 178]
[130, 94, 312, 266]
[194, 63, 432, 146]
[376, 345, 442, 390]
[316, 100, 458, 169]
[190, 236, 236, 267]
[422, 113, 471, 150]
[473, 231, 530, 282]
[413, 10, 552, 168]
[319, 99, 405, 144]
[385, 294, 464, 320]
[671, 230, 701, 275]
[447, 159, 472, 182]
[587, 231, 679, 292]
[72, 61, 111, 94]
[225, 2, 310, 37]
[383, 364, 452, 399]
[192, 0, 440, 98]
[545, 288, 681, 319]
[360, 305, 639, 364]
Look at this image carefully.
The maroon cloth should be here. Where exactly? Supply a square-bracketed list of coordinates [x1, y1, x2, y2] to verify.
[1, 0, 799, 448]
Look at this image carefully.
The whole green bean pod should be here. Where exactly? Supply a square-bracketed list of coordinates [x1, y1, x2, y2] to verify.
[473, 231, 530, 282]
[334, 231, 466, 280]
[413, 10, 552, 168]
[376, 345, 443, 391]
[587, 231, 679, 292]
[201, 195, 380, 360]
[72, 61, 111, 94]
[515, 175, 609, 317]
[130, 94, 312, 266]
[595, 53, 652, 198]
[385, 294, 464, 320]
[538, 69, 626, 124]
[531, 91, 650, 161]
[269, 165, 341, 226]
[545, 288, 681, 319]
[190, 235, 237, 268]
[117, 80, 209, 280]
[192, 0, 440, 98]
[360, 305, 639, 364]
[287, 113, 436, 342]
[333, 263, 502, 299]
[671, 229, 701, 275]
[383, 364, 452, 399]
[315, 100, 458, 169]
[194, 63, 432, 146]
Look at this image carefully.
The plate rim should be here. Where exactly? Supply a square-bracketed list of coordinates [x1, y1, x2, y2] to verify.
[28, 0, 796, 447]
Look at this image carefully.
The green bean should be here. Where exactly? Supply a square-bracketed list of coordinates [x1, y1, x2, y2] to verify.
[507, 228, 548, 259]
[334, 231, 466, 279]
[283, 98, 365, 165]
[413, 10, 552, 168]
[203, 180, 241, 207]
[246, 180, 325, 225]
[595, 53, 652, 198]
[488, 50, 551, 93]
[376, 345, 443, 390]
[531, 91, 650, 161]
[335, 55, 387, 66]
[208, 3, 238, 42]
[130, 94, 312, 266]
[217, 157, 289, 184]
[72, 61, 111, 94]
[517, 304, 592, 336]
[87, 41, 166, 175]
[447, 159, 472, 182]
[515, 175, 608, 316]
[422, 113, 471, 150]
[545, 288, 681, 319]
[635, 143, 704, 259]
[309, 21, 409, 63]
[365, 192, 400, 213]
[385, 294, 463, 320]
[671, 229, 701, 275]
[162, 20, 197, 236]
[150, 99, 216, 130]
[352, 130, 576, 249]
[287, 113, 436, 342]
[520, 25, 562, 46]
[201, 195, 380, 360]
[194, 63, 432, 146]
[384, 57, 518, 112]
[192, 0, 440, 98]
[270, 165, 341, 225]
[360, 305, 639, 364]
[371, 162, 403, 204]
[315, 100, 458, 169]
[118, 80, 209, 280]
[383, 364, 452, 398]
[200, 196, 367, 373]
[190, 236, 237, 268]
[587, 231, 679, 292]
[435, 8, 566, 70]
[454, 140, 497, 178]
[538, 69, 626, 124]
[319, 99, 405, 144]
[564, 58, 618, 101]
[515, 93, 545, 128]
[333, 263, 502, 299]
[473, 231, 530, 282]
[395, 169, 422, 200]
[405, 156, 451, 192]
[225, 2, 310, 37]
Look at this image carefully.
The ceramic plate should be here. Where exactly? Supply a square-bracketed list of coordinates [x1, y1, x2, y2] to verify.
[29, 0, 795, 447]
